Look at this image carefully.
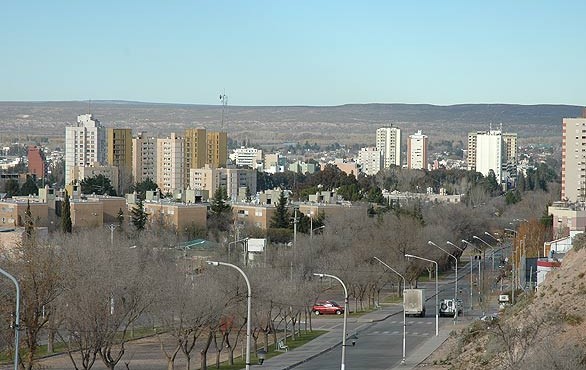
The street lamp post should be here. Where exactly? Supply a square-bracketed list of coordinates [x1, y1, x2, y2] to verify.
[373, 257, 406, 365]
[207, 261, 252, 370]
[448, 241, 471, 310]
[227, 237, 249, 263]
[405, 253, 438, 336]
[313, 273, 348, 370]
[311, 225, 325, 240]
[428, 241, 458, 322]
[475, 234, 496, 271]
[0, 267, 20, 370]
[462, 240, 482, 309]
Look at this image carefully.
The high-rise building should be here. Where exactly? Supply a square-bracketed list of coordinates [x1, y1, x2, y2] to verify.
[65, 114, 106, 186]
[562, 110, 586, 202]
[467, 129, 517, 185]
[27, 146, 46, 181]
[184, 128, 208, 184]
[107, 128, 133, 171]
[132, 132, 157, 184]
[476, 130, 503, 183]
[376, 127, 401, 168]
[407, 130, 428, 170]
[156, 133, 184, 194]
[356, 147, 383, 176]
[207, 131, 228, 168]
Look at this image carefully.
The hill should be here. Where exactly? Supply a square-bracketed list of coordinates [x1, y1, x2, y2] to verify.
[0, 101, 580, 146]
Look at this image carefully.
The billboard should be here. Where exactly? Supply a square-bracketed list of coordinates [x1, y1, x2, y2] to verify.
[247, 238, 266, 253]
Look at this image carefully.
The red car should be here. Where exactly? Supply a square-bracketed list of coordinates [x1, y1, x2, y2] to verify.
[312, 300, 344, 315]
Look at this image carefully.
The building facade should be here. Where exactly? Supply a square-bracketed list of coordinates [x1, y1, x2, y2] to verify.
[356, 147, 383, 176]
[190, 165, 256, 201]
[157, 133, 184, 194]
[562, 114, 586, 202]
[407, 130, 428, 170]
[232, 147, 263, 168]
[207, 131, 228, 168]
[132, 132, 157, 184]
[107, 128, 133, 171]
[184, 128, 208, 185]
[376, 127, 401, 168]
[27, 146, 46, 180]
[65, 114, 106, 186]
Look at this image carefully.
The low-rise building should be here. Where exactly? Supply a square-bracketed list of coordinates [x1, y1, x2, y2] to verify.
[142, 201, 207, 232]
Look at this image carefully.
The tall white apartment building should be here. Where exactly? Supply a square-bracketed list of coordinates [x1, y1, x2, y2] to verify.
[132, 132, 157, 184]
[476, 130, 502, 183]
[231, 147, 263, 168]
[467, 128, 517, 185]
[190, 165, 257, 201]
[562, 111, 586, 202]
[376, 127, 401, 168]
[65, 114, 106, 186]
[356, 147, 383, 176]
[407, 130, 428, 170]
[156, 133, 184, 194]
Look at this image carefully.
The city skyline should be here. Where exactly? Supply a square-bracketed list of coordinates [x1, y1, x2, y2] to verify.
[2, 1, 586, 106]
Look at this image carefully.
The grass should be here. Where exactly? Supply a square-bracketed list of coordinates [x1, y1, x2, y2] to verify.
[217, 330, 327, 369]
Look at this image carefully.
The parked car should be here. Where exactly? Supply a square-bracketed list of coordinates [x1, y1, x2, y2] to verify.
[312, 300, 344, 315]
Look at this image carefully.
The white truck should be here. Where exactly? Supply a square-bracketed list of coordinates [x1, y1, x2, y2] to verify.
[404, 289, 426, 317]
[439, 298, 463, 317]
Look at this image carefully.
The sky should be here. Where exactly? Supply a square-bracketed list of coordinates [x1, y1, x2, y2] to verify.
[2, 1, 586, 106]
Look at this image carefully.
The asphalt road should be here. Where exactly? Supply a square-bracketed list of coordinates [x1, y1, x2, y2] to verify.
[294, 284, 458, 370]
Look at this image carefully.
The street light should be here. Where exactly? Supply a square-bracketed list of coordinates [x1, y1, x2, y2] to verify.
[405, 253, 438, 336]
[207, 261, 252, 370]
[313, 272, 348, 370]
[373, 257, 406, 365]
[311, 225, 325, 239]
[428, 241, 458, 322]
[182, 240, 206, 260]
[0, 267, 20, 370]
[473, 235, 495, 271]
[228, 237, 249, 263]
[462, 239, 482, 309]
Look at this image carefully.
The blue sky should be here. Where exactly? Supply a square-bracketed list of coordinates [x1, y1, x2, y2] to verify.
[2, 1, 585, 106]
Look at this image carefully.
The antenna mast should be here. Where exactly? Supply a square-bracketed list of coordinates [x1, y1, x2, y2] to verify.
[219, 91, 228, 132]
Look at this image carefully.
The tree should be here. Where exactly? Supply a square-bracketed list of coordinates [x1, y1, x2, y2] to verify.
[131, 177, 159, 199]
[208, 186, 232, 233]
[20, 176, 39, 196]
[270, 191, 290, 229]
[24, 201, 34, 240]
[80, 174, 116, 196]
[61, 191, 72, 233]
[4, 178, 19, 197]
[131, 198, 148, 231]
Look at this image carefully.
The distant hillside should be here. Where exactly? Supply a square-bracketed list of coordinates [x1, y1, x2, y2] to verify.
[0, 101, 580, 146]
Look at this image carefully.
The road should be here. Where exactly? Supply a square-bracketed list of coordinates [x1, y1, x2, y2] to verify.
[295, 281, 460, 370]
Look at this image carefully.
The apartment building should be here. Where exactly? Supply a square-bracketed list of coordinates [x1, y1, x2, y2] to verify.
[157, 133, 184, 194]
[190, 165, 256, 201]
[207, 131, 228, 168]
[132, 132, 157, 184]
[142, 201, 207, 231]
[65, 114, 107, 185]
[107, 128, 133, 171]
[376, 127, 401, 168]
[232, 147, 263, 168]
[407, 130, 428, 170]
[356, 147, 383, 176]
[27, 145, 47, 180]
[467, 128, 517, 185]
[562, 111, 586, 202]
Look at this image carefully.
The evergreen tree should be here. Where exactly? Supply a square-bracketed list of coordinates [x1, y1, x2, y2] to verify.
[4, 179, 19, 197]
[270, 191, 290, 229]
[61, 191, 72, 233]
[24, 200, 34, 240]
[116, 208, 125, 230]
[131, 177, 159, 199]
[20, 176, 39, 196]
[209, 186, 232, 232]
[131, 198, 148, 231]
[80, 174, 116, 195]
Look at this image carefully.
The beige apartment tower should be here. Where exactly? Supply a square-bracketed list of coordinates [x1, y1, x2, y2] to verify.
[376, 127, 401, 168]
[562, 111, 586, 202]
[184, 128, 208, 185]
[207, 131, 228, 168]
[407, 130, 428, 170]
[132, 132, 157, 184]
[107, 128, 133, 171]
[156, 133, 184, 194]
